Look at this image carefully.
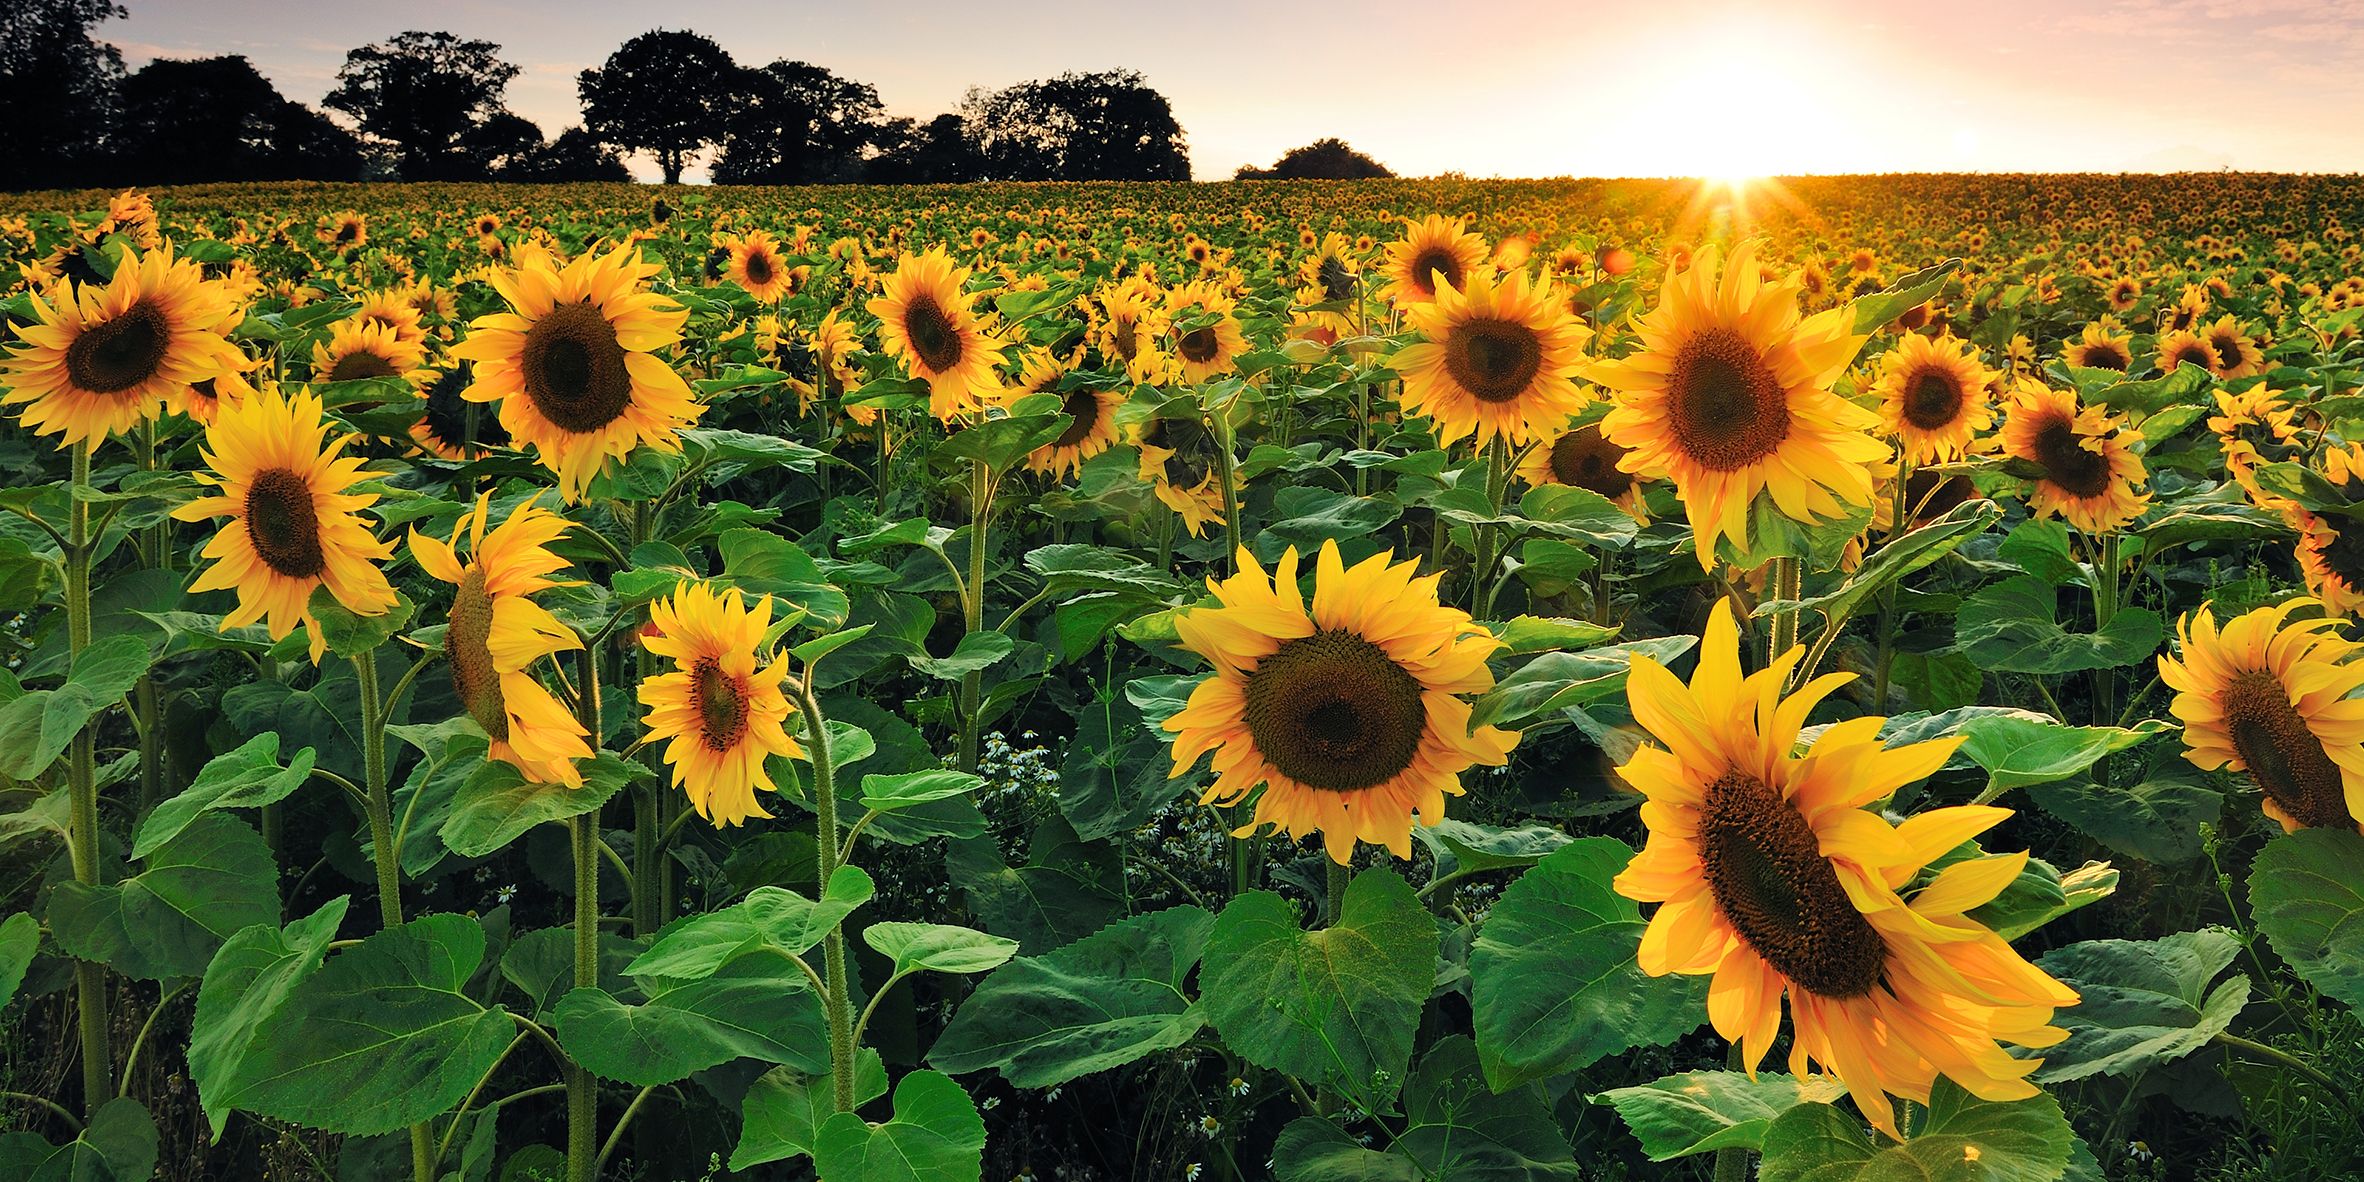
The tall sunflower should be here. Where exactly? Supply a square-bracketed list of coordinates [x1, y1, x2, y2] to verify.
[1592, 240, 1885, 569]
[2201, 314, 2265, 379]
[868, 246, 1007, 421]
[451, 245, 706, 503]
[2000, 379, 2149, 532]
[2160, 598, 2364, 833]
[1379, 214, 1489, 307]
[172, 386, 398, 662]
[1614, 600, 2077, 1137]
[1391, 266, 1589, 450]
[2, 243, 247, 449]
[639, 582, 803, 828]
[411, 494, 591, 787]
[1870, 332, 1996, 463]
[1026, 364, 1123, 481]
[1163, 541, 1516, 864]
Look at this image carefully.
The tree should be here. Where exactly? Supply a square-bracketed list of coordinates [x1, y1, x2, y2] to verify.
[712, 60, 882, 184]
[461, 111, 546, 178]
[325, 30, 520, 181]
[0, 0, 126, 190]
[962, 69, 1189, 182]
[1236, 137, 1393, 181]
[112, 56, 362, 184]
[864, 114, 983, 184]
[578, 30, 737, 185]
[506, 127, 632, 182]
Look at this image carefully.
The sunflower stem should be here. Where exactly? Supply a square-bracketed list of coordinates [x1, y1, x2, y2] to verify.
[353, 649, 432, 1182]
[794, 674, 861, 1114]
[1713, 1042, 1751, 1182]
[1212, 406, 1245, 576]
[1765, 555, 1803, 666]
[567, 646, 603, 1182]
[1324, 858, 1350, 925]
[63, 441, 111, 1119]
[626, 505, 665, 939]
[958, 457, 994, 774]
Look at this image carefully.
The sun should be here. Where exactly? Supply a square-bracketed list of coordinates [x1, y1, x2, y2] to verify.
[1616, 19, 1859, 180]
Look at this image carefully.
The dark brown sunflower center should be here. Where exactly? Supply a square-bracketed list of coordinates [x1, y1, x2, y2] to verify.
[1903, 368, 1965, 430]
[1052, 389, 1101, 448]
[2165, 341, 2214, 371]
[1548, 428, 1634, 499]
[1443, 318, 1545, 404]
[1410, 247, 1462, 295]
[1697, 771, 1887, 997]
[335, 221, 359, 243]
[2031, 420, 2113, 498]
[1109, 318, 1141, 361]
[446, 568, 509, 740]
[902, 294, 964, 372]
[520, 301, 633, 434]
[2080, 341, 2131, 371]
[66, 299, 171, 394]
[2210, 334, 2242, 362]
[1240, 629, 1429, 792]
[1179, 326, 1220, 364]
[692, 656, 750, 752]
[243, 467, 325, 578]
[2222, 670, 2352, 829]
[1667, 327, 1791, 471]
[744, 252, 775, 286]
[328, 349, 398, 383]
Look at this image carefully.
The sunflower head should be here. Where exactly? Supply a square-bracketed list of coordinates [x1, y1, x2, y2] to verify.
[2, 243, 247, 449]
[1391, 266, 1591, 451]
[2161, 598, 2364, 834]
[312, 316, 425, 385]
[866, 246, 1008, 421]
[1518, 421, 1649, 519]
[1380, 215, 1489, 307]
[1999, 378, 2149, 533]
[1871, 332, 1996, 463]
[638, 582, 804, 827]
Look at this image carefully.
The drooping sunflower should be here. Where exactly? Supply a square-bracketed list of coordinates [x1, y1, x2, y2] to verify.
[1614, 600, 2078, 1137]
[1391, 266, 1590, 450]
[2201, 314, 2265, 379]
[311, 317, 425, 385]
[2207, 386, 2303, 505]
[2000, 379, 2149, 532]
[1379, 214, 1489, 307]
[2154, 329, 2220, 376]
[1517, 421, 1649, 519]
[1870, 332, 1996, 463]
[172, 385, 398, 662]
[409, 364, 512, 461]
[2160, 598, 2364, 833]
[451, 245, 706, 503]
[1135, 416, 1226, 536]
[2, 243, 247, 449]
[2062, 318, 2134, 371]
[1591, 240, 1885, 569]
[727, 230, 793, 304]
[1164, 541, 1517, 864]
[1167, 281, 1248, 383]
[638, 582, 804, 828]
[868, 246, 1007, 421]
[411, 495, 592, 787]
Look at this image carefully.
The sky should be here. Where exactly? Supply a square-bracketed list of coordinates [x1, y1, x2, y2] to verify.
[102, 0, 2364, 181]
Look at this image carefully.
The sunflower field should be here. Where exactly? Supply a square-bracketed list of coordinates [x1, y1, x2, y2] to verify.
[2, 174, 2364, 1182]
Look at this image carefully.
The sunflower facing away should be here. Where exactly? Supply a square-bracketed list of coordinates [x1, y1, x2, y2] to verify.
[451, 245, 706, 503]
[1871, 332, 1996, 463]
[1135, 416, 1226, 537]
[1379, 214, 1489, 307]
[2160, 598, 2364, 833]
[172, 385, 398, 662]
[1391, 266, 1590, 450]
[869, 246, 1008, 421]
[1592, 240, 1885, 569]
[639, 582, 803, 827]
[411, 494, 591, 787]
[1163, 541, 1517, 864]
[2000, 378, 2149, 532]
[2, 243, 247, 449]
[1517, 421, 1649, 519]
[1613, 600, 2078, 1137]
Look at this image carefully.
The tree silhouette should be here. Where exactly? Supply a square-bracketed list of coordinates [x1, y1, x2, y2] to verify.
[1, 0, 126, 190]
[579, 30, 738, 185]
[713, 60, 882, 184]
[325, 31, 520, 181]
[113, 56, 362, 184]
[962, 69, 1189, 181]
[507, 127, 632, 182]
[1236, 137, 1393, 180]
[865, 114, 984, 184]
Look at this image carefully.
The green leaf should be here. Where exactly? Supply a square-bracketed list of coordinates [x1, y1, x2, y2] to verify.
[1954, 576, 2162, 674]
[945, 817, 1124, 954]
[2031, 928, 2249, 1083]
[1270, 1119, 1425, 1182]
[132, 734, 316, 858]
[0, 634, 154, 780]
[304, 585, 414, 658]
[930, 906, 1213, 1087]
[1758, 1078, 2073, 1182]
[1595, 1071, 1847, 1161]
[812, 1070, 985, 1182]
[1022, 544, 1185, 599]
[50, 813, 280, 980]
[231, 914, 514, 1136]
[1486, 615, 1617, 656]
[1259, 485, 1404, 553]
[1956, 715, 2170, 797]
[732, 1052, 889, 1170]
[1472, 636, 1699, 729]
[933, 411, 1072, 472]
[1201, 868, 1436, 1107]
[623, 867, 877, 979]
[1414, 818, 1572, 874]
[1470, 839, 1706, 1089]
[187, 897, 350, 1138]
[28, 1097, 157, 1182]
[2027, 773, 2221, 864]
[1779, 500, 1999, 629]
[907, 630, 1015, 680]
[1849, 259, 1958, 333]
[1057, 688, 1193, 841]
[717, 529, 849, 629]
[1973, 857, 2117, 942]
[681, 427, 826, 474]
[1390, 1036, 1578, 1179]
[858, 769, 984, 812]
[2250, 828, 2364, 1009]
[0, 912, 37, 1013]
[498, 926, 645, 1018]
[862, 922, 1018, 977]
[438, 752, 640, 858]
[551, 958, 829, 1085]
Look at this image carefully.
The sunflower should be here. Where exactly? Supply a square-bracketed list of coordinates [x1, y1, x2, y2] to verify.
[2062, 318, 2134, 371]
[2154, 329, 2220, 375]
[1517, 421, 1649, 519]
[1871, 333, 1996, 463]
[638, 582, 803, 828]
[1614, 600, 2077, 1137]
[1024, 355, 1123, 480]
[451, 245, 705, 502]
[2207, 386, 2302, 505]
[2201, 314, 2265, 379]
[1379, 214, 1489, 307]
[353, 288, 428, 349]
[1089, 277, 1172, 385]
[311, 317, 425, 385]
[1164, 541, 1516, 864]
[727, 230, 793, 303]
[868, 246, 1007, 421]
[1298, 232, 1361, 302]
[1, 243, 247, 449]
[171, 385, 397, 662]
[166, 366, 258, 426]
[1135, 416, 1226, 536]
[411, 494, 591, 787]
[2160, 598, 2364, 833]
[2000, 379, 2149, 532]
[1167, 281, 1248, 383]
[317, 211, 367, 251]
[1591, 240, 1885, 569]
[1391, 266, 1590, 451]
[2105, 275, 2142, 313]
